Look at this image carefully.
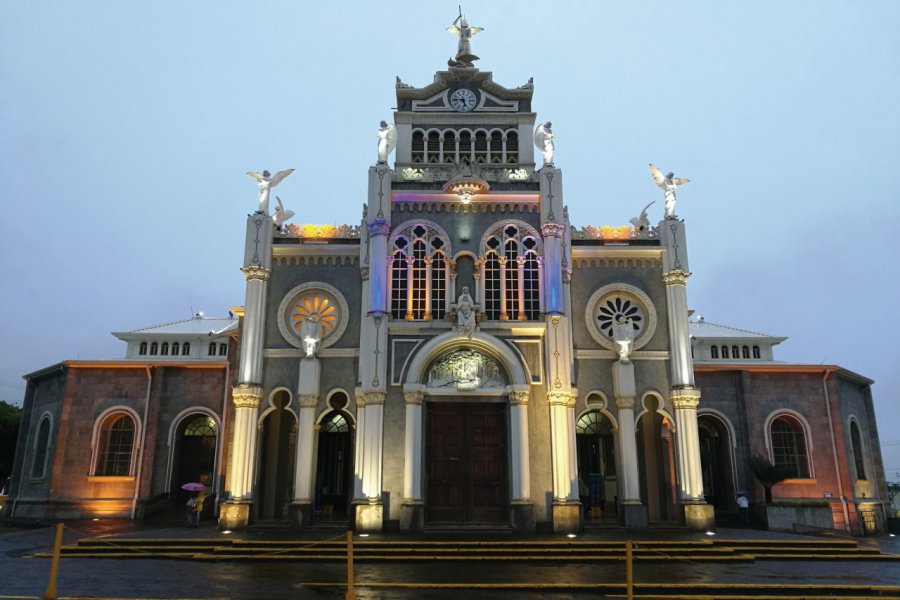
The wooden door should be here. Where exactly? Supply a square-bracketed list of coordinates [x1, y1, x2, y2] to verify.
[426, 402, 508, 523]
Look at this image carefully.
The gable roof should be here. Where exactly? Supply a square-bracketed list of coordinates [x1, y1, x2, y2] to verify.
[689, 319, 787, 343]
[112, 315, 238, 339]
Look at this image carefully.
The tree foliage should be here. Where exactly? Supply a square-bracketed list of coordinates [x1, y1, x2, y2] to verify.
[748, 455, 790, 503]
[0, 401, 23, 484]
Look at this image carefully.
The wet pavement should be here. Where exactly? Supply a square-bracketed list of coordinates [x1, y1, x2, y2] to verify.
[1, 517, 899, 599]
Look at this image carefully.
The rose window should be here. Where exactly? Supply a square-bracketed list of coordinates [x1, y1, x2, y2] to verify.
[596, 296, 643, 338]
[290, 295, 337, 339]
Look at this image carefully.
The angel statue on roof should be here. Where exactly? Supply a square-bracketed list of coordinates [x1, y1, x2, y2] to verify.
[246, 168, 295, 214]
[648, 164, 690, 219]
[447, 7, 484, 68]
[377, 121, 397, 164]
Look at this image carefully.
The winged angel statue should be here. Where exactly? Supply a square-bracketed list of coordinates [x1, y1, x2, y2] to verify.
[629, 201, 655, 237]
[533, 122, 555, 167]
[377, 121, 397, 164]
[446, 9, 484, 68]
[648, 164, 690, 219]
[246, 169, 295, 214]
[273, 196, 295, 230]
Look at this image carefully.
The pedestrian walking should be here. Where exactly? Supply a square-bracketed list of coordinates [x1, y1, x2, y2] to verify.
[737, 493, 749, 524]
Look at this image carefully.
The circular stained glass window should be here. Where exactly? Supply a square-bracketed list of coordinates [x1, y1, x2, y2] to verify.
[596, 296, 644, 339]
[277, 283, 349, 350]
[290, 294, 338, 339]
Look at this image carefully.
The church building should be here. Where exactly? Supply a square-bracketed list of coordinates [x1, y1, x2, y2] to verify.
[5, 22, 889, 536]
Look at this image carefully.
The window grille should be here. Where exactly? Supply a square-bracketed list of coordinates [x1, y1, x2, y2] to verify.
[389, 223, 450, 321]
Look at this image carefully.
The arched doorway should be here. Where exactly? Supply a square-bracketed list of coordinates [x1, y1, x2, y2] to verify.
[698, 414, 733, 509]
[636, 396, 677, 522]
[171, 414, 218, 508]
[575, 411, 618, 521]
[314, 391, 354, 523]
[257, 391, 296, 521]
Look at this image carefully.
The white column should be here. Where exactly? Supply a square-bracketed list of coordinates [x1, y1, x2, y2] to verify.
[548, 391, 578, 501]
[672, 390, 704, 501]
[360, 390, 385, 500]
[615, 397, 641, 503]
[499, 257, 509, 320]
[402, 386, 425, 501]
[352, 401, 366, 501]
[229, 386, 262, 500]
[508, 386, 531, 501]
[292, 394, 318, 502]
[516, 256, 526, 320]
[424, 257, 433, 320]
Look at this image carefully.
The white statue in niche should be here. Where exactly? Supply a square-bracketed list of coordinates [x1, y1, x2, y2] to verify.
[246, 168, 295, 214]
[648, 164, 690, 219]
[300, 314, 322, 358]
[533, 122, 555, 167]
[613, 315, 635, 363]
[273, 196, 295, 231]
[455, 286, 477, 339]
[376, 121, 397, 164]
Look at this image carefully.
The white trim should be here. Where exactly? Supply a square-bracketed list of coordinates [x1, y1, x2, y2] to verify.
[764, 409, 815, 478]
[635, 391, 674, 433]
[404, 330, 529, 387]
[164, 408, 221, 496]
[576, 405, 620, 432]
[259, 387, 296, 426]
[697, 409, 739, 496]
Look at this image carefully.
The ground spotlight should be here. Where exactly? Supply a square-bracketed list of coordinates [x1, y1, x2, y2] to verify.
[359, 533, 370, 538]
[705, 530, 716, 536]
[222, 530, 232, 534]
[566, 533, 577, 538]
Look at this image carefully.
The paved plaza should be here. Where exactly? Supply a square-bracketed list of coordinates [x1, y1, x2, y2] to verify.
[1, 518, 899, 599]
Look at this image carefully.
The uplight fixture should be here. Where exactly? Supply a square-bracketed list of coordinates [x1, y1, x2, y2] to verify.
[566, 533, 577, 538]
[705, 530, 716, 536]
[442, 176, 490, 205]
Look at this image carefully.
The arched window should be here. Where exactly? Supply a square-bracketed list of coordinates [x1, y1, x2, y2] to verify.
[322, 412, 350, 433]
[150, 342, 158, 355]
[731, 345, 739, 359]
[742, 346, 750, 359]
[171, 342, 180, 356]
[721, 345, 729, 359]
[442, 131, 456, 163]
[182, 342, 190, 356]
[850, 421, 867, 480]
[506, 131, 519, 163]
[389, 222, 450, 321]
[138, 342, 148, 356]
[208, 342, 217, 356]
[575, 411, 616, 476]
[411, 130, 425, 163]
[474, 129, 488, 163]
[770, 415, 810, 478]
[752, 345, 761, 359]
[95, 413, 136, 476]
[489, 130, 503, 163]
[481, 222, 542, 321]
[458, 130, 472, 164]
[710, 345, 719, 359]
[160, 342, 169, 356]
[31, 416, 51, 478]
[426, 131, 440, 163]
[219, 343, 228, 356]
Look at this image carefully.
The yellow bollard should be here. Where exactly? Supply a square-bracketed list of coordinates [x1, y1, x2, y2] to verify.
[625, 540, 633, 600]
[345, 530, 355, 600]
[44, 522, 64, 600]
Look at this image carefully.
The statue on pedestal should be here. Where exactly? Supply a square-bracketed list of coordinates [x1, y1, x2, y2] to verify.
[649, 164, 690, 219]
[613, 315, 635, 363]
[246, 168, 295, 214]
[273, 196, 295, 231]
[534, 122, 555, 167]
[454, 286, 477, 339]
[300, 315, 322, 358]
[447, 8, 483, 68]
[376, 121, 397, 164]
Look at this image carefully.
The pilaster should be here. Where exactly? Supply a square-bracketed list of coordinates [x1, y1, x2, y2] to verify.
[400, 385, 424, 532]
[354, 388, 385, 532]
[291, 358, 321, 528]
[548, 389, 581, 534]
[612, 361, 647, 529]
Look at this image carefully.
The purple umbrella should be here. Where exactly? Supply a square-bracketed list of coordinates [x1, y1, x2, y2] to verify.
[181, 482, 207, 492]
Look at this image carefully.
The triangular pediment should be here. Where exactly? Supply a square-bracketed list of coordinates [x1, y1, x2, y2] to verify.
[396, 70, 533, 113]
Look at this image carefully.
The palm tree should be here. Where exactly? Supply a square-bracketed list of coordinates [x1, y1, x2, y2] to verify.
[748, 456, 790, 503]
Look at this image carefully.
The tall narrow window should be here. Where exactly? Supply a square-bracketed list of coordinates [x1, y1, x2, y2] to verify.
[732, 346, 739, 359]
[721, 345, 729, 359]
[150, 342, 158, 355]
[219, 343, 228, 356]
[474, 129, 488, 163]
[389, 222, 451, 321]
[31, 417, 51, 478]
[458, 130, 472, 164]
[208, 342, 217, 356]
[850, 421, 867, 480]
[171, 342, 180, 356]
[489, 130, 503, 163]
[182, 342, 190, 356]
[138, 342, 147, 356]
[411, 130, 425, 163]
[442, 131, 456, 163]
[770, 416, 810, 478]
[481, 222, 542, 321]
[506, 131, 519, 163]
[710, 345, 719, 359]
[752, 345, 761, 359]
[742, 346, 750, 359]
[522, 250, 540, 319]
[96, 414, 136, 476]
[160, 342, 169, 356]
[483, 240, 502, 320]
[427, 131, 440, 163]
[504, 238, 519, 320]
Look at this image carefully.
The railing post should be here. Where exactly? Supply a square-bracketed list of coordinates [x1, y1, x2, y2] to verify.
[346, 530, 355, 600]
[625, 539, 634, 600]
[44, 523, 64, 600]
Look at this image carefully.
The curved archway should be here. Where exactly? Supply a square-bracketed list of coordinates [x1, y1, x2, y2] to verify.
[696, 412, 735, 510]
[257, 389, 296, 520]
[575, 409, 618, 522]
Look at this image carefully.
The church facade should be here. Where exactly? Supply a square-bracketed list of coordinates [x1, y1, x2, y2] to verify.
[5, 43, 889, 536]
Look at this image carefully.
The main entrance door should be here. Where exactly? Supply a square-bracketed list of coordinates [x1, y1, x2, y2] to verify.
[426, 402, 508, 523]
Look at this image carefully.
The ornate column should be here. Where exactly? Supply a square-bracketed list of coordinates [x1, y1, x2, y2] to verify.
[400, 385, 424, 532]
[508, 386, 535, 534]
[424, 257, 433, 320]
[612, 361, 647, 529]
[516, 256, 527, 320]
[355, 389, 385, 532]
[548, 390, 580, 533]
[290, 352, 321, 527]
[499, 257, 509, 320]
[220, 211, 274, 530]
[660, 219, 714, 530]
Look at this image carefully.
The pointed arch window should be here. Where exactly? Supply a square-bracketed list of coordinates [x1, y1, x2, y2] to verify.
[389, 222, 450, 321]
[481, 223, 542, 321]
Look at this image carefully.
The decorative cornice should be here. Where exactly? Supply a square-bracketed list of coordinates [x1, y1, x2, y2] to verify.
[540, 222, 566, 238]
[508, 390, 530, 405]
[298, 394, 318, 408]
[356, 390, 385, 406]
[671, 386, 702, 409]
[393, 200, 539, 214]
[367, 220, 391, 237]
[547, 390, 576, 407]
[232, 384, 262, 408]
[241, 265, 271, 282]
[403, 390, 424, 405]
[614, 395, 635, 409]
[572, 257, 662, 269]
[662, 269, 691, 286]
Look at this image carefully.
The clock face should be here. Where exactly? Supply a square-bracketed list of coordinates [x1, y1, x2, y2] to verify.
[450, 89, 477, 112]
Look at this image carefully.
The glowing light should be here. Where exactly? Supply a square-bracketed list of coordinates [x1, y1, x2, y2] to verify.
[92, 518, 99, 522]
[359, 533, 370, 538]
[566, 533, 577, 538]
[582, 225, 634, 240]
[705, 531, 716, 536]
[286, 224, 358, 239]
[442, 176, 490, 204]
[222, 530, 232, 534]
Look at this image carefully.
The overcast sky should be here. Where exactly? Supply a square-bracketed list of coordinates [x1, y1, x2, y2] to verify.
[2, 2, 898, 480]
